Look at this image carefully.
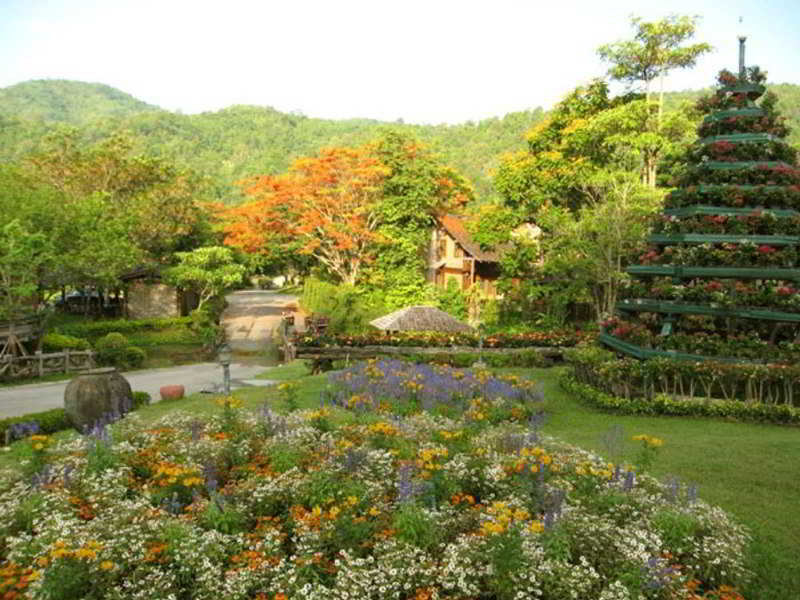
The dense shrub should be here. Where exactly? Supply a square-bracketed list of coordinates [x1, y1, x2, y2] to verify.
[56, 316, 192, 339]
[300, 277, 388, 334]
[132, 391, 151, 409]
[94, 333, 147, 369]
[560, 373, 800, 425]
[0, 409, 71, 445]
[40, 333, 90, 352]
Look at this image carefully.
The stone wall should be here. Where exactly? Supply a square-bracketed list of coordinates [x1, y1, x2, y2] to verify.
[126, 282, 179, 319]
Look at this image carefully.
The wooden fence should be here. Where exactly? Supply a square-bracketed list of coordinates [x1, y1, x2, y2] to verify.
[0, 350, 95, 380]
[294, 344, 565, 363]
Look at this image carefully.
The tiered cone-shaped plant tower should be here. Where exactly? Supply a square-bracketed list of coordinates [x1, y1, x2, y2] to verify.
[602, 40, 800, 363]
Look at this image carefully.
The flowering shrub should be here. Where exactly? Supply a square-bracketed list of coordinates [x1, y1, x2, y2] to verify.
[565, 346, 800, 413]
[297, 329, 587, 349]
[652, 211, 800, 237]
[0, 371, 752, 599]
[675, 163, 800, 188]
[620, 277, 800, 313]
[665, 185, 800, 211]
[687, 139, 797, 165]
[639, 242, 798, 268]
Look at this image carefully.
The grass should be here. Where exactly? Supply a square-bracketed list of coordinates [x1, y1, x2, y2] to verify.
[2, 360, 796, 599]
[528, 367, 800, 600]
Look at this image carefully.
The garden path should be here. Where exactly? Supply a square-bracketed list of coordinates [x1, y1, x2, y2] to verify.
[0, 362, 271, 418]
[222, 290, 305, 352]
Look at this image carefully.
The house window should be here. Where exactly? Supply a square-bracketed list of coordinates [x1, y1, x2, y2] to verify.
[462, 272, 471, 289]
[436, 236, 447, 261]
[454, 244, 464, 258]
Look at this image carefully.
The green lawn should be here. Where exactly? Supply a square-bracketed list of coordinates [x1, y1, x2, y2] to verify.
[2, 360, 796, 599]
[528, 367, 800, 600]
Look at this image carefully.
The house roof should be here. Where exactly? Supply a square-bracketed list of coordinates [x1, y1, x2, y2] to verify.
[370, 305, 474, 333]
[436, 214, 504, 262]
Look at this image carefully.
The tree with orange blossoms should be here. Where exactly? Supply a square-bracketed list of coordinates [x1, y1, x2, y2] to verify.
[221, 146, 389, 285]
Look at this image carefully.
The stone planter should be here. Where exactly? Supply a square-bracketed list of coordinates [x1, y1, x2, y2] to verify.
[159, 384, 185, 401]
[64, 367, 133, 431]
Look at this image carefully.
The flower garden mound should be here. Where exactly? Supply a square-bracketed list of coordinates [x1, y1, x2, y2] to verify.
[0, 360, 750, 600]
[605, 63, 800, 364]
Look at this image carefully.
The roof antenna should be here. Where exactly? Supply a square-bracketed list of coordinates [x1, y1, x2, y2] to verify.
[738, 16, 747, 78]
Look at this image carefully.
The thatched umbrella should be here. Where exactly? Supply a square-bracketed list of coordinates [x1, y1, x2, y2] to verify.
[369, 306, 474, 333]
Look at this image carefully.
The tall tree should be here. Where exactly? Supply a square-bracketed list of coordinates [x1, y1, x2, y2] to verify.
[221, 146, 389, 285]
[366, 130, 472, 307]
[597, 15, 711, 186]
[24, 128, 212, 262]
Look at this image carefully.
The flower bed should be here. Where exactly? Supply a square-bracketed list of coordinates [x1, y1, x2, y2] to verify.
[296, 329, 587, 349]
[0, 363, 751, 600]
[664, 185, 800, 211]
[565, 345, 800, 414]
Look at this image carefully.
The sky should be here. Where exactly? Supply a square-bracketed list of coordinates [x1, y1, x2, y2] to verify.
[1, 0, 799, 125]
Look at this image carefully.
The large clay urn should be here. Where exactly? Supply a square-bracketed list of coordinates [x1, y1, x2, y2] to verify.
[64, 367, 133, 431]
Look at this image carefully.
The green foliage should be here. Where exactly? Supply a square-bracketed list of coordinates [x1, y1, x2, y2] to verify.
[0, 79, 159, 123]
[0, 409, 71, 445]
[0, 219, 53, 321]
[40, 333, 91, 352]
[391, 502, 441, 551]
[300, 277, 388, 334]
[132, 391, 151, 409]
[164, 246, 247, 310]
[598, 15, 712, 98]
[435, 280, 468, 321]
[56, 316, 192, 339]
[560, 372, 800, 425]
[94, 332, 147, 369]
[0, 81, 547, 202]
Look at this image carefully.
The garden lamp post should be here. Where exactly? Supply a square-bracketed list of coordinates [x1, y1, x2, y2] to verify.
[218, 342, 232, 395]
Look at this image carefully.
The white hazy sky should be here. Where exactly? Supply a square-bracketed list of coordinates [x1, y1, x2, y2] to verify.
[1, 0, 799, 125]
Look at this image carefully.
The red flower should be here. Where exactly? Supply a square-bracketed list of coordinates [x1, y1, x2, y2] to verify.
[758, 245, 776, 254]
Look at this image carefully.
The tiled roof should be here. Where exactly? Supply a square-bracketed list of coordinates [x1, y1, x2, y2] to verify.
[437, 214, 505, 262]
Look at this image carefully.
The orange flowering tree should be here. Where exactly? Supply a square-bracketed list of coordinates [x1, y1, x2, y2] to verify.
[220, 146, 389, 285]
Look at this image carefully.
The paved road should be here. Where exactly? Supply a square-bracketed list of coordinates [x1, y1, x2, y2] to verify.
[0, 362, 272, 419]
[222, 290, 302, 352]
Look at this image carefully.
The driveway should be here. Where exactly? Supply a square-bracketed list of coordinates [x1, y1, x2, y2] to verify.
[222, 290, 303, 351]
[0, 362, 273, 419]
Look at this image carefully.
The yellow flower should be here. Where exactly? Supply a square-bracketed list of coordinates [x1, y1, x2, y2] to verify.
[328, 506, 340, 519]
[529, 521, 544, 533]
[100, 561, 114, 571]
[369, 507, 381, 516]
[33, 443, 44, 450]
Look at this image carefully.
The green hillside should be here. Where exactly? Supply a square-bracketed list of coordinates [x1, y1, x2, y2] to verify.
[0, 79, 160, 123]
[1, 79, 798, 202]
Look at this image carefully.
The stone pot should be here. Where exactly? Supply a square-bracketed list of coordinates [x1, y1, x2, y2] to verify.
[64, 367, 133, 432]
[160, 384, 185, 401]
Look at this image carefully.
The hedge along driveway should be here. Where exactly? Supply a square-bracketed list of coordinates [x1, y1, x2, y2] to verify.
[526, 367, 800, 600]
[0, 362, 272, 418]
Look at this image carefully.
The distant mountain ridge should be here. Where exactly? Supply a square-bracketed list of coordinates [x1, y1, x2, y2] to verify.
[0, 79, 160, 123]
[1, 79, 799, 202]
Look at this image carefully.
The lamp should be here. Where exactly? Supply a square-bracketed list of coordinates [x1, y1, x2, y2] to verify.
[217, 342, 232, 395]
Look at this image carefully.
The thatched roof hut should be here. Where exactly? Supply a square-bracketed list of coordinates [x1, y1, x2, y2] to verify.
[369, 306, 474, 333]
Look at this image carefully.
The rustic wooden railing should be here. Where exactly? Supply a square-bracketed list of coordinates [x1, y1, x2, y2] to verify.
[295, 345, 564, 360]
[0, 350, 96, 380]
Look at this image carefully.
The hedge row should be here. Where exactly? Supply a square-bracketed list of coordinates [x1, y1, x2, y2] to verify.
[0, 392, 151, 445]
[299, 329, 589, 349]
[560, 373, 800, 426]
[564, 345, 800, 406]
[56, 316, 192, 339]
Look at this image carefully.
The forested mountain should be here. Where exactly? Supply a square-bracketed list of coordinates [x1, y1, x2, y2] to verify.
[0, 80, 159, 123]
[1, 79, 799, 202]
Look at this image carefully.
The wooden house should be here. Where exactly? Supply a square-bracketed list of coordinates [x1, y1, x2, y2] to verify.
[427, 215, 540, 298]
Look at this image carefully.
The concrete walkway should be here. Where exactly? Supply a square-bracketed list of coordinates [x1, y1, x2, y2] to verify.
[222, 290, 303, 352]
[0, 362, 274, 419]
